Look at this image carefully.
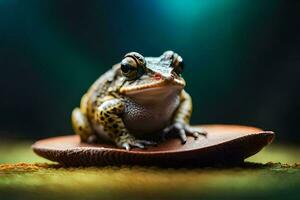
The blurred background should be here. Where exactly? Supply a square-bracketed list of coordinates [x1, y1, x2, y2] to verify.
[0, 0, 299, 143]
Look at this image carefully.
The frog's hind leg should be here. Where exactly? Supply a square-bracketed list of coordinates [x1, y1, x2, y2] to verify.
[94, 98, 156, 150]
[71, 108, 94, 142]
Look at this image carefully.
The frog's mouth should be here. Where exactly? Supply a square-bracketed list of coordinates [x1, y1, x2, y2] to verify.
[119, 76, 185, 98]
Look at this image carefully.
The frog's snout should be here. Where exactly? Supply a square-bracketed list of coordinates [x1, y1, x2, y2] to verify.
[166, 74, 175, 81]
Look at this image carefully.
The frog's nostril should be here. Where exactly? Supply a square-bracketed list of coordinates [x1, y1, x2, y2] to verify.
[154, 73, 162, 80]
[167, 74, 175, 81]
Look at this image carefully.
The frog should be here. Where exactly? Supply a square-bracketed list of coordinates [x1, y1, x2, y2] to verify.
[71, 51, 207, 150]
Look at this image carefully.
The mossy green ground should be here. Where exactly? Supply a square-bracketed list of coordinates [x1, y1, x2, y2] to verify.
[0, 141, 299, 200]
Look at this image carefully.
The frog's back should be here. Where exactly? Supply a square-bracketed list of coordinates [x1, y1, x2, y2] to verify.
[81, 65, 121, 119]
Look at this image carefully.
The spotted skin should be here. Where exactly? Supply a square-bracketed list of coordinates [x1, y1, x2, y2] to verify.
[71, 108, 93, 142]
[71, 51, 207, 150]
[174, 90, 192, 124]
[93, 98, 157, 149]
[94, 98, 126, 141]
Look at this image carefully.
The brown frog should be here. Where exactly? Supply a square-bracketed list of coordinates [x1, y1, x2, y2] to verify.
[71, 51, 207, 150]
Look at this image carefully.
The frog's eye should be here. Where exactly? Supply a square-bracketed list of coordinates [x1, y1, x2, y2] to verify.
[120, 57, 139, 80]
[162, 51, 184, 75]
[121, 52, 146, 80]
[124, 52, 146, 66]
[172, 54, 184, 75]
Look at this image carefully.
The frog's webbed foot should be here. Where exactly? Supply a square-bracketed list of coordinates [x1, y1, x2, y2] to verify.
[116, 135, 157, 151]
[162, 122, 207, 144]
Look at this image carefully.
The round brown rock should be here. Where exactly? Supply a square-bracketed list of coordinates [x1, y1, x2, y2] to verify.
[32, 125, 275, 167]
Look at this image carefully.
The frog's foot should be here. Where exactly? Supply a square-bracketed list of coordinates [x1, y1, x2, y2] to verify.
[162, 122, 207, 144]
[116, 135, 157, 151]
[86, 135, 99, 144]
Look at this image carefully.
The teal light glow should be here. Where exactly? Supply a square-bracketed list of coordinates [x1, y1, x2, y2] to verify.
[155, 0, 236, 24]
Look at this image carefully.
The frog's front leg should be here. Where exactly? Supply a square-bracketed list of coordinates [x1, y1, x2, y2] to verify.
[163, 90, 207, 144]
[95, 97, 156, 150]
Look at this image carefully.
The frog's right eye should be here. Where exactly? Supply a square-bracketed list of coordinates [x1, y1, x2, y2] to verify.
[121, 57, 138, 80]
[172, 55, 184, 75]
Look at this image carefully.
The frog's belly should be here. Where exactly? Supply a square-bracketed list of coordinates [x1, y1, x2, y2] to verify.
[123, 97, 179, 138]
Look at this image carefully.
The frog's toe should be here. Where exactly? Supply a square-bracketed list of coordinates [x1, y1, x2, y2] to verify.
[136, 139, 157, 146]
[86, 135, 98, 144]
[162, 122, 187, 143]
[178, 129, 187, 144]
[129, 139, 157, 149]
[162, 125, 173, 135]
[130, 141, 145, 149]
[121, 143, 131, 151]
[162, 123, 178, 139]
[185, 126, 207, 139]
[163, 123, 207, 143]
[119, 140, 155, 150]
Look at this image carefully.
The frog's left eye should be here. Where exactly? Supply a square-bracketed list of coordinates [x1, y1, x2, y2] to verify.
[121, 52, 146, 80]
[172, 54, 184, 75]
[121, 57, 139, 80]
